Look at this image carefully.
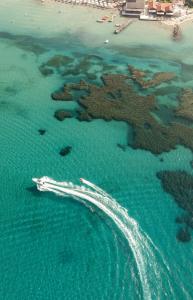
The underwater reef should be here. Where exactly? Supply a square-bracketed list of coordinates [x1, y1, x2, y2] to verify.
[54, 110, 73, 121]
[157, 170, 193, 242]
[45, 54, 193, 242]
[0, 31, 47, 55]
[175, 89, 193, 121]
[38, 129, 46, 135]
[52, 90, 72, 101]
[59, 146, 72, 157]
[128, 65, 176, 89]
[39, 55, 74, 77]
[39, 53, 115, 80]
[51, 73, 193, 154]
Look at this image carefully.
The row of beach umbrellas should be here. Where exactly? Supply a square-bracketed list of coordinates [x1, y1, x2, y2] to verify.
[52, 0, 117, 8]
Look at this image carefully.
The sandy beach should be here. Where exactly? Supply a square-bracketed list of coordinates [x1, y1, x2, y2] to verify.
[161, 9, 193, 26]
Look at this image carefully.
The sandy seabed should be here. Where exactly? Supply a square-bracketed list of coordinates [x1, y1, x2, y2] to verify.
[0, 0, 193, 63]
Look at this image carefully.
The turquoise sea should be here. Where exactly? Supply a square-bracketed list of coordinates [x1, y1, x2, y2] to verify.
[0, 1, 193, 299]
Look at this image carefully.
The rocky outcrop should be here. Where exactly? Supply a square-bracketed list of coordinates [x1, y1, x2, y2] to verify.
[62, 73, 193, 154]
[39, 66, 54, 77]
[39, 55, 74, 76]
[157, 170, 193, 242]
[45, 55, 73, 68]
[128, 65, 176, 89]
[175, 89, 193, 121]
[54, 110, 72, 121]
[51, 90, 72, 101]
[38, 129, 46, 135]
[176, 227, 191, 243]
[59, 146, 72, 156]
[86, 73, 97, 80]
[77, 110, 91, 122]
[172, 24, 182, 41]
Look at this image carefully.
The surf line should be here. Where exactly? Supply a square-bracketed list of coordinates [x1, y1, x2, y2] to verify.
[33, 176, 159, 299]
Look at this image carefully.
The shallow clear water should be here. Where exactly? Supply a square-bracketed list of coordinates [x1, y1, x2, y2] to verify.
[0, 1, 193, 299]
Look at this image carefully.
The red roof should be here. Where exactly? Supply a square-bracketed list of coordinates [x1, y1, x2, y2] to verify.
[148, 0, 172, 11]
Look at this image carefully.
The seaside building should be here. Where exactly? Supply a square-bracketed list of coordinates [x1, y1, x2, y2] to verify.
[147, 1, 174, 16]
[121, 0, 145, 17]
[122, 0, 175, 18]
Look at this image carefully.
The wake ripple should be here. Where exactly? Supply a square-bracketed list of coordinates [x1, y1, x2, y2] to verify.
[33, 176, 172, 299]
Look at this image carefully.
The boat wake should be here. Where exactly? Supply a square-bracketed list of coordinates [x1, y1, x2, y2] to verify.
[32, 176, 172, 299]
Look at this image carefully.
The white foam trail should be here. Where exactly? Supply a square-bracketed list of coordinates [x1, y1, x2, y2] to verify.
[33, 176, 165, 299]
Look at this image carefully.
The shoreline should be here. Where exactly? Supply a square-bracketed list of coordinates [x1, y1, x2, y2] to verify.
[1, 0, 193, 61]
[161, 11, 193, 27]
[42, 0, 193, 31]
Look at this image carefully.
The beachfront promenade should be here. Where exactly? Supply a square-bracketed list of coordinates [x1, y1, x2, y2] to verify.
[44, 0, 122, 9]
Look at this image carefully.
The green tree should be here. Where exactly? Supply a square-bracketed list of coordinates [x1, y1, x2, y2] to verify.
[185, 0, 193, 7]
